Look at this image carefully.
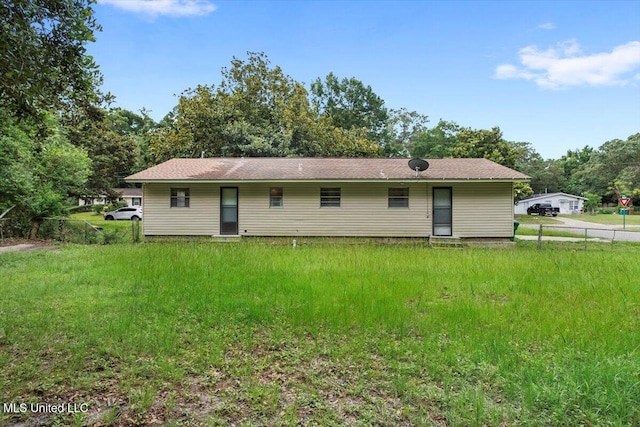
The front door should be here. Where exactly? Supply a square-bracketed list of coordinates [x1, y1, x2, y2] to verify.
[220, 187, 238, 235]
[433, 187, 452, 236]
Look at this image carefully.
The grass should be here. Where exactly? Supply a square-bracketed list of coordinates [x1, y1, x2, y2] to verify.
[514, 214, 563, 225]
[70, 212, 136, 235]
[561, 213, 640, 227]
[34, 213, 139, 244]
[1, 242, 639, 426]
[514, 226, 586, 238]
[515, 212, 640, 228]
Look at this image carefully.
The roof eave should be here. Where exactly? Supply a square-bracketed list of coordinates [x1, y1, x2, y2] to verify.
[125, 178, 530, 184]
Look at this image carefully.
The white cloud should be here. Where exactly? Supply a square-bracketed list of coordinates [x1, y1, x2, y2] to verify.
[494, 40, 640, 89]
[100, 0, 217, 17]
[538, 22, 556, 30]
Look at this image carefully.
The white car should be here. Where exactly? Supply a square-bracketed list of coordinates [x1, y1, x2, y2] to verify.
[104, 206, 142, 221]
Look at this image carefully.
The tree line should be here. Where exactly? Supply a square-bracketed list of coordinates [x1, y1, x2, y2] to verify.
[1, 1, 638, 237]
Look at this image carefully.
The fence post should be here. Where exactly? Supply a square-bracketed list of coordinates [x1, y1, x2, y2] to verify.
[584, 228, 588, 251]
[132, 220, 140, 243]
[537, 224, 542, 249]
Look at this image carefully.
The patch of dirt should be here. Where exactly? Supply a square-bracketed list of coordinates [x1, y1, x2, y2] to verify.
[0, 239, 57, 253]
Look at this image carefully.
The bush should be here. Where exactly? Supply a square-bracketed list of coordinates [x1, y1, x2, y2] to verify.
[92, 204, 105, 215]
[105, 201, 128, 212]
[68, 205, 94, 214]
[597, 208, 614, 215]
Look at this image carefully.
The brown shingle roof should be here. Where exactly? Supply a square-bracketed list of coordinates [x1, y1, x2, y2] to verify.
[126, 158, 530, 182]
[113, 188, 142, 197]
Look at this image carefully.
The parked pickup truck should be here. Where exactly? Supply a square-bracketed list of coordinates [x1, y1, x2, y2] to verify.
[526, 203, 559, 216]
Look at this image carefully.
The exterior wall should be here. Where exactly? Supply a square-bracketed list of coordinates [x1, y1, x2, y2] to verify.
[239, 182, 429, 237]
[142, 181, 516, 238]
[143, 183, 219, 236]
[449, 182, 514, 238]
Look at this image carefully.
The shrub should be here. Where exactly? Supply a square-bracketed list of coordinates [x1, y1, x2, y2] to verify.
[105, 201, 128, 212]
[597, 208, 614, 215]
[92, 204, 105, 215]
[68, 205, 94, 214]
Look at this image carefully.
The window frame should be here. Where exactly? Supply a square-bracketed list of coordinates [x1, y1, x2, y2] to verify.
[269, 187, 283, 208]
[170, 188, 190, 208]
[320, 187, 341, 207]
[388, 187, 409, 208]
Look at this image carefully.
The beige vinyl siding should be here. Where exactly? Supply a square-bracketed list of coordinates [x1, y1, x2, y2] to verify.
[239, 182, 430, 237]
[449, 182, 514, 237]
[142, 181, 514, 238]
[143, 183, 219, 235]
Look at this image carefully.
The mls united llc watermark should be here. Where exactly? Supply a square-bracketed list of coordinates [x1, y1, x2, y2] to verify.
[2, 402, 89, 414]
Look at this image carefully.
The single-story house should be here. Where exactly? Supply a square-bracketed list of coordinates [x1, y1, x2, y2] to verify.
[514, 192, 587, 215]
[125, 157, 530, 240]
[79, 188, 143, 207]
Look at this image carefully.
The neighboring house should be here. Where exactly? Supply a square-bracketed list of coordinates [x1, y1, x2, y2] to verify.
[79, 188, 142, 207]
[515, 192, 587, 215]
[126, 158, 529, 240]
[116, 188, 143, 207]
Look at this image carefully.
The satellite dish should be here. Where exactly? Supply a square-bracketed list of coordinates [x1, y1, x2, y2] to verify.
[408, 158, 429, 177]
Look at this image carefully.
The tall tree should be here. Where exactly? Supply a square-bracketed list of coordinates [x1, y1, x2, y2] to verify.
[452, 127, 520, 169]
[0, 0, 103, 117]
[310, 72, 389, 146]
[575, 133, 640, 203]
[108, 107, 158, 172]
[1, 0, 102, 237]
[149, 53, 378, 162]
[558, 146, 593, 195]
[66, 107, 138, 196]
[409, 120, 461, 158]
[0, 108, 91, 237]
[382, 108, 429, 157]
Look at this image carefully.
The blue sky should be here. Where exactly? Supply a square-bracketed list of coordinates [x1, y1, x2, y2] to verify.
[90, 0, 640, 159]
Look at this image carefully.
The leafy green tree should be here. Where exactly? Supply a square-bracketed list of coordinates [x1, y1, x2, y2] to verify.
[382, 108, 429, 157]
[310, 72, 389, 146]
[149, 53, 378, 162]
[582, 192, 602, 215]
[575, 133, 640, 203]
[529, 160, 566, 194]
[558, 146, 593, 195]
[452, 127, 520, 169]
[0, 109, 91, 237]
[66, 107, 138, 197]
[408, 120, 461, 158]
[0, 0, 103, 117]
[514, 181, 534, 202]
[0, 109, 35, 203]
[108, 107, 158, 172]
[149, 85, 224, 161]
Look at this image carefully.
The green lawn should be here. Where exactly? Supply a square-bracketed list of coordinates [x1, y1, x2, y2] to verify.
[561, 213, 640, 226]
[71, 211, 135, 232]
[1, 243, 639, 426]
[514, 227, 586, 238]
[40, 212, 141, 244]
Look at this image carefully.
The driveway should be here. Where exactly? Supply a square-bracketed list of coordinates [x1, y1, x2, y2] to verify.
[520, 216, 640, 242]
